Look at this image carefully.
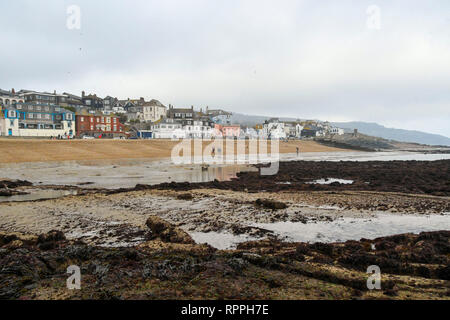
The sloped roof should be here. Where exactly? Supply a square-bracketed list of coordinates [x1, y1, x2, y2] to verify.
[144, 99, 166, 107]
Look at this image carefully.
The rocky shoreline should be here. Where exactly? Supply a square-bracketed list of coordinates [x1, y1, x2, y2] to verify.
[142, 160, 450, 196]
[0, 227, 449, 300]
[0, 160, 449, 300]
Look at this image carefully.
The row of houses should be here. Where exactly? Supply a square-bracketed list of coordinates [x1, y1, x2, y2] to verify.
[0, 88, 237, 139]
[0, 102, 125, 138]
[137, 106, 238, 139]
[260, 118, 344, 139]
[0, 87, 344, 139]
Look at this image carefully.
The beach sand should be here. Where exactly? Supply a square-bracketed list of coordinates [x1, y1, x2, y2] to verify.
[0, 138, 348, 164]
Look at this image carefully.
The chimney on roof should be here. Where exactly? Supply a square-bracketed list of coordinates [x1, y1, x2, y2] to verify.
[82, 91, 85, 98]
[11, 88, 15, 95]
[54, 90, 56, 95]
[191, 105, 194, 110]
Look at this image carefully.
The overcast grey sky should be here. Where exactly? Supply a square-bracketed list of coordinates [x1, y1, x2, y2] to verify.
[1, 0, 449, 136]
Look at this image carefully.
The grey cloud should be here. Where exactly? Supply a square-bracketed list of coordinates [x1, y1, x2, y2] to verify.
[0, 0, 449, 136]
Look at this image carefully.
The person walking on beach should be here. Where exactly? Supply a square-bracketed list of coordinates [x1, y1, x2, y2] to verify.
[296, 146, 300, 157]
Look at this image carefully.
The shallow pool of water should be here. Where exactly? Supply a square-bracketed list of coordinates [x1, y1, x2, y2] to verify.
[190, 213, 450, 249]
[0, 151, 448, 189]
[280, 151, 450, 162]
[0, 160, 256, 189]
[0, 189, 78, 203]
[306, 178, 354, 185]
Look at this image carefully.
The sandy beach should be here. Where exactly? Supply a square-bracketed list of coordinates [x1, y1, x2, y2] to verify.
[0, 139, 347, 164]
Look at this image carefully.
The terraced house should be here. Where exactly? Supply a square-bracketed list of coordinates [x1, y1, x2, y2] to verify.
[0, 88, 25, 106]
[0, 102, 75, 137]
[75, 113, 125, 138]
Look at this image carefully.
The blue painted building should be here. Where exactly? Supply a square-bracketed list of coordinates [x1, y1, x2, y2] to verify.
[0, 102, 76, 137]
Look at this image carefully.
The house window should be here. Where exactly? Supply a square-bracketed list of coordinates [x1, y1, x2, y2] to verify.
[7, 110, 16, 118]
[81, 117, 84, 122]
[45, 114, 50, 120]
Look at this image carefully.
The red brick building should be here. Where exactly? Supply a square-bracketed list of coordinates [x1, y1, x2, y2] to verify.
[75, 114, 125, 138]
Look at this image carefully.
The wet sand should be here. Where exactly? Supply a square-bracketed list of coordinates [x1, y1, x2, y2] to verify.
[1, 187, 449, 249]
[1, 151, 449, 189]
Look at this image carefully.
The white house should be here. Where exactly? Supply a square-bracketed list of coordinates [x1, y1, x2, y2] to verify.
[152, 119, 186, 139]
[263, 118, 287, 139]
[282, 122, 304, 138]
[112, 106, 126, 114]
[328, 127, 345, 135]
[142, 100, 167, 122]
[184, 120, 214, 139]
